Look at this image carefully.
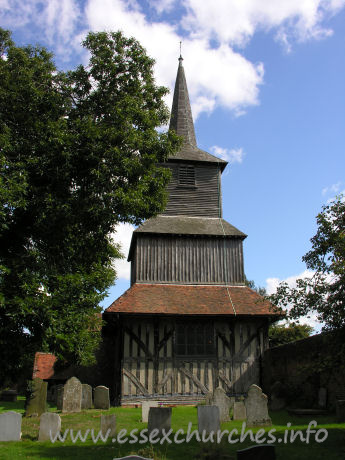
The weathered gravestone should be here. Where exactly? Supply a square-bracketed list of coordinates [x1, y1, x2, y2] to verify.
[81, 384, 93, 410]
[141, 401, 159, 423]
[269, 381, 286, 411]
[237, 444, 276, 460]
[147, 407, 172, 436]
[210, 387, 232, 422]
[56, 385, 64, 411]
[62, 377, 82, 413]
[245, 384, 271, 426]
[25, 378, 47, 417]
[0, 411, 22, 441]
[94, 386, 110, 410]
[336, 400, 345, 423]
[198, 405, 220, 435]
[233, 401, 247, 420]
[101, 414, 116, 438]
[38, 412, 61, 441]
[318, 388, 327, 408]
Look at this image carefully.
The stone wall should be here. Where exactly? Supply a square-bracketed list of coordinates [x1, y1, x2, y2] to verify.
[262, 329, 345, 409]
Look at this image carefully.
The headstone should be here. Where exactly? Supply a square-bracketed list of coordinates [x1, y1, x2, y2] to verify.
[245, 384, 272, 427]
[233, 401, 247, 420]
[0, 411, 22, 441]
[101, 414, 116, 438]
[198, 405, 220, 435]
[56, 385, 64, 411]
[81, 384, 93, 410]
[336, 400, 345, 423]
[25, 378, 47, 417]
[269, 381, 286, 411]
[318, 388, 327, 408]
[38, 412, 61, 441]
[62, 377, 82, 413]
[210, 387, 232, 422]
[0, 390, 18, 402]
[147, 407, 172, 436]
[205, 392, 212, 405]
[237, 444, 276, 460]
[94, 386, 110, 410]
[141, 401, 159, 422]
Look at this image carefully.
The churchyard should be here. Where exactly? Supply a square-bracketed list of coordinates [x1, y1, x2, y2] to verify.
[0, 385, 344, 460]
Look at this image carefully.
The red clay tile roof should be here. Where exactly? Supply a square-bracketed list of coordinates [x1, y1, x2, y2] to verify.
[105, 283, 281, 317]
[33, 352, 56, 380]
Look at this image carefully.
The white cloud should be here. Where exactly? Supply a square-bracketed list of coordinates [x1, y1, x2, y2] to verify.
[266, 269, 324, 332]
[2, 0, 344, 117]
[210, 145, 245, 164]
[322, 181, 342, 195]
[111, 222, 135, 280]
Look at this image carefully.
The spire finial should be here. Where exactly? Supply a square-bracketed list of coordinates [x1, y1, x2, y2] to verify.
[179, 41, 183, 63]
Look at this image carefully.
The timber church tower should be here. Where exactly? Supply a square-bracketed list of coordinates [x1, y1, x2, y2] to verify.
[104, 56, 279, 404]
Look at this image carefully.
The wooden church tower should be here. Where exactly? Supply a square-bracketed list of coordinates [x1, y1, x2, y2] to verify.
[104, 56, 280, 404]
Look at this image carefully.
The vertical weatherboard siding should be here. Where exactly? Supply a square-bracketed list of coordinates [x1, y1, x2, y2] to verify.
[134, 235, 244, 284]
[161, 163, 221, 218]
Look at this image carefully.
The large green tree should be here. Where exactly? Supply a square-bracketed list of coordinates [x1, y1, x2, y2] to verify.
[0, 29, 180, 383]
[269, 195, 345, 331]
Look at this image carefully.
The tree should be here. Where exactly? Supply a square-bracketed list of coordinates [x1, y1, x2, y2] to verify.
[0, 29, 180, 383]
[268, 195, 345, 331]
[268, 322, 313, 347]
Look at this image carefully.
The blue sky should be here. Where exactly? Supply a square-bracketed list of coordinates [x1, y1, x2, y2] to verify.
[2, 0, 345, 329]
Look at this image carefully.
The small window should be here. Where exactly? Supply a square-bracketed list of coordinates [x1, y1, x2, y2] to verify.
[178, 166, 195, 186]
[175, 322, 215, 356]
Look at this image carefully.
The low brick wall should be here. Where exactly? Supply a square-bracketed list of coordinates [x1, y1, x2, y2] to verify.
[262, 329, 345, 409]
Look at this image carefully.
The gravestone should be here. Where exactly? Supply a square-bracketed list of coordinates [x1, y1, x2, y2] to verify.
[318, 388, 327, 408]
[94, 386, 110, 410]
[245, 384, 271, 426]
[233, 401, 247, 420]
[56, 385, 64, 411]
[62, 377, 82, 413]
[81, 384, 93, 410]
[101, 414, 116, 438]
[269, 381, 286, 411]
[141, 401, 159, 422]
[147, 407, 172, 436]
[38, 412, 61, 441]
[25, 378, 47, 417]
[205, 392, 212, 405]
[198, 405, 220, 435]
[336, 400, 345, 423]
[0, 411, 22, 441]
[210, 387, 232, 422]
[0, 390, 18, 402]
[237, 444, 276, 460]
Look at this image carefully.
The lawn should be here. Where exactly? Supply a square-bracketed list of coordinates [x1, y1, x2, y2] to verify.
[0, 398, 344, 459]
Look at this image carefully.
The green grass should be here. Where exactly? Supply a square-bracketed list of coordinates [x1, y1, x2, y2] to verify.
[0, 400, 344, 460]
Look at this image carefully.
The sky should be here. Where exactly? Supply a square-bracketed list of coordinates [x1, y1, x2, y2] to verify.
[2, 0, 345, 331]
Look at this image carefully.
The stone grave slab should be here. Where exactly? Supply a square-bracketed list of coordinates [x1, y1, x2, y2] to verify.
[237, 444, 276, 460]
[94, 386, 110, 410]
[210, 387, 232, 422]
[233, 401, 246, 420]
[198, 405, 220, 435]
[113, 456, 153, 460]
[25, 378, 47, 417]
[38, 412, 61, 441]
[245, 384, 271, 427]
[101, 414, 116, 438]
[62, 377, 82, 413]
[269, 381, 286, 411]
[0, 411, 22, 441]
[141, 401, 159, 422]
[147, 407, 172, 436]
[56, 385, 64, 411]
[81, 384, 93, 410]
